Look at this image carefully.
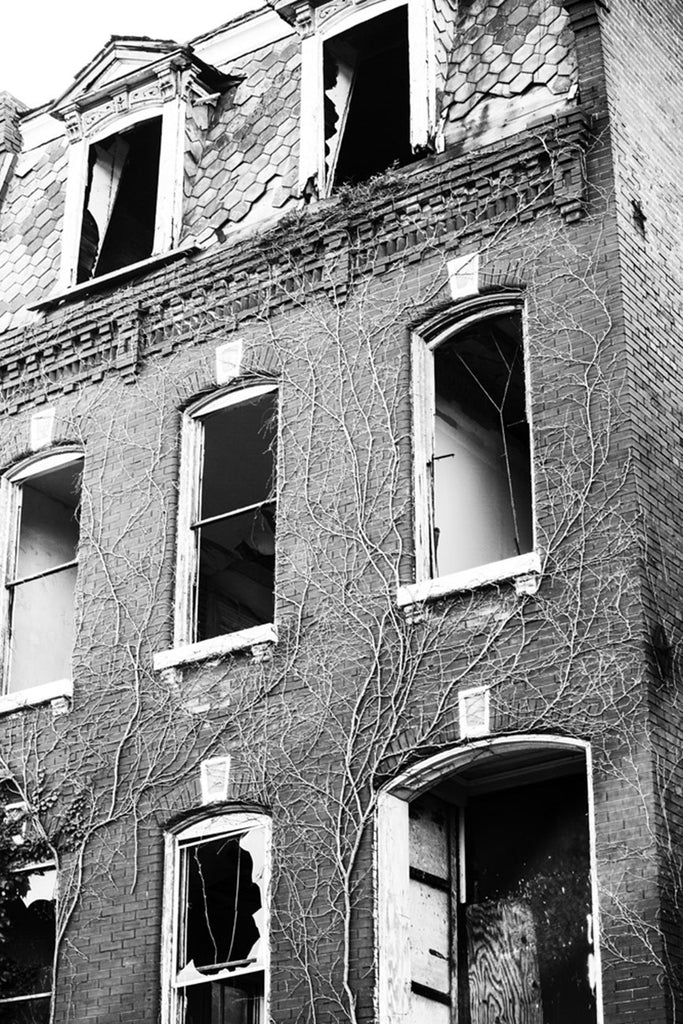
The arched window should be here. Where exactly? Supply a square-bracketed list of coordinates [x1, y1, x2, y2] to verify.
[162, 812, 270, 1024]
[157, 384, 278, 669]
[401, 295, 537, 605]
[377, 738, 603, 1024]
[0, 449, 83, 703]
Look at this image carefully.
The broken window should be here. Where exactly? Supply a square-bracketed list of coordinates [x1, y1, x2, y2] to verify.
[413, 302, 533, 583]
[323, 6, 411, 188]
[177, 386, 277, 647]
[167, 815, 269, 1024]
[379, 749, 600, 1024]
[4, 452, 82, 693]
[0, 800, 56, 1024]
[77, 116, 162, 282]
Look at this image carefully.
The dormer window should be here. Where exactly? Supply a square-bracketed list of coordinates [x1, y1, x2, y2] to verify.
[50, 38, 235, 291]
[77, 115, 162, 282]
[296, 0, 435, 197]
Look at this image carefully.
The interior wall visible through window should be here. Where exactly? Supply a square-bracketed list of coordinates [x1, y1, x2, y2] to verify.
[430, 311, 532, 577]
[6, 457, 82, 693]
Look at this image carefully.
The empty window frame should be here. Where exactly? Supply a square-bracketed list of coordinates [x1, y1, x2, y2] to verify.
[163, 814, 269, 1024]
[300, 0, 434, 196]
[1, 452, 82, 694]
[412, 299, 534, 583]
[77, 116, 162, 283]
[378, 749, 600, 1024]
[176, 386, 278, 649]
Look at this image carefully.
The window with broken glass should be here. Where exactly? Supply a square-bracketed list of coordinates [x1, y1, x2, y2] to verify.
[165, 815, 269, 1024]
[0, 800, 56, 1024]
[2, 452, 82, 694]
[175, 386, 277, 649]
[299, 0, 434, 197]
[412, 300, 534, 583]
[77, 115, 162, 283]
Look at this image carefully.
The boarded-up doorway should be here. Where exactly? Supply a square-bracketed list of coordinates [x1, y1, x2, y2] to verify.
[409, 766, 597, 1024]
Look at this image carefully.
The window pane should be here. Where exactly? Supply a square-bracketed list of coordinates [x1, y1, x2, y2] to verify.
[8, 567, 77, 692]
[185, 974, 263, 1024]
[15, 463, 81, 581]
[0, 866, 55, 1005]
[197, 507, 275, 640]
[433, 313, 532, 576]
[200, 394, 276, 522]
[181, 833, 262, 973]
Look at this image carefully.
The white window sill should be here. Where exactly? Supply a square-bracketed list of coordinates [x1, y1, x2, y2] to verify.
[397, 552, 541, 608]
[28, 243, 198, 311]
[0, 678, 73, 716]
[153, 624, 277, 671]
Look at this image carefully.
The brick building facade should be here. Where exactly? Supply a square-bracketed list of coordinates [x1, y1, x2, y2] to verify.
[0, 0, 681, 1021]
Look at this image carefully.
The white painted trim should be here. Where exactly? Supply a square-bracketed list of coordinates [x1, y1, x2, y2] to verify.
[407, 0, 435, 150]
[200, 756, 231, 805]
[299, 33, 322, 194]
[58, 138, 89, 290]
[8, 449, 83, 483]
[194, 8, 294, 66]
[585, 744, 605, 1024]
[375, 793, 411, 1024]
[190, 383, 278, 419]
[155, 624, 278, 672]
[156, 101, 185, 253]
[398, 551, 541, 607]
[0, 679, 73, 717]
[161, 813, 271, 1024]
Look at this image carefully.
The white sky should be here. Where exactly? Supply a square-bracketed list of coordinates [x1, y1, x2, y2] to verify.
[2, 1, 267, 108]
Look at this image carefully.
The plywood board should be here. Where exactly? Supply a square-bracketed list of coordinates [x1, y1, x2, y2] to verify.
[466, 899, 543, 1024]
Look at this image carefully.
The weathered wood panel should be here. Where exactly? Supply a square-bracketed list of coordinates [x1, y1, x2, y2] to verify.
[377, 794, 411, 1024]
[409, 878, 451, 994]
[466, 899, 543, 1024]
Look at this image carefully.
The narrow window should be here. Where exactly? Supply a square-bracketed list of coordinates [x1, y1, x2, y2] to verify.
[5, 454, 82, 693]
[431, 310, 532, 577]
[179, 386, 277, 647]
[323, 7, 411, 188]
[0, 803, 56, 1023]
[165, 815, 269, 1024]
[77, 116, 162, 282]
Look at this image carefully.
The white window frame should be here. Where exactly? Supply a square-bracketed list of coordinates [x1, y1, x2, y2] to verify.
[155, 384, 278, 671]
[58, 102, 184, 291]
[299, 0, 435, 197]
[376, 737, 605, 1024]
[0, 449, 82, 713]
[161, 812, 271, 1024]
[398, 296, 539, 607]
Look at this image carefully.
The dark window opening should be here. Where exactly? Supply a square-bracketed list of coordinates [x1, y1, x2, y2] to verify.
[432, 311, 532, 577]
[323, 7, 411, 189]
[7, 459, 82, 693]
[77, 117, 162, 283]
[0, 863, 56, 1024]
[194, 392, 276, 640]
[409, 757, 597, 1024]
[177, 828, 265, 1024]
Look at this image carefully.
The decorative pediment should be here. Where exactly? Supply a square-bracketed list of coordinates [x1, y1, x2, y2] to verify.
[50, 36, 237, 141]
